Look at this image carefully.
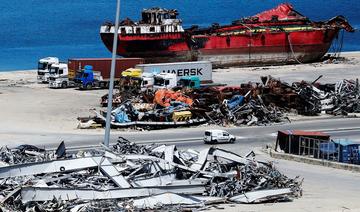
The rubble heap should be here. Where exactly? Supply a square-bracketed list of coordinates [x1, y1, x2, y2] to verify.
[82, 76, 359, 130]
[0, 139, 302, 211]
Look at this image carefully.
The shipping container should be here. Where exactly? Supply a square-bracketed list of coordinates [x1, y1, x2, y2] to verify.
[135, 61, 212, 83]
[275, 130, 330, 154]
[68, 58, 144, 80]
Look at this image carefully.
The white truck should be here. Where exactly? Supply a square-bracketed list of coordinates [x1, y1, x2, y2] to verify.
[37, 57, 59, 83]
[120, 68, 176, 91]
[153, 73, 177, 90]
[135, 61, 213, 83]
[48, 63, 75, 88]
[140, 72, 155, 91]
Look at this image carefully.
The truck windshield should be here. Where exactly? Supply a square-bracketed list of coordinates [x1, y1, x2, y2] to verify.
[75, 71, 83, 78]
[49, 67, 58, 74]
[38, 62, 47, 70]
[154, 77, 165, 86]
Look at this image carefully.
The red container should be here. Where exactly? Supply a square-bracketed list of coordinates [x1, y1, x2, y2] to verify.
[68, 58, 144, 80]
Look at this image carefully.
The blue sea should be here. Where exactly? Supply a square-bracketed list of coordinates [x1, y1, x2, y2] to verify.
[0, 0, 359, 71]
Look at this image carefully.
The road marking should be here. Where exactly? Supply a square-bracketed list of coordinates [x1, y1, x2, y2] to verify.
[270, 133, 277, 137]
[50, 127, 360, 151]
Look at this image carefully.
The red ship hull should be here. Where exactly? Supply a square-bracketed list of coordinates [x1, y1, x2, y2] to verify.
[100, 4, 353, 67]
[101, 29, 338, 67]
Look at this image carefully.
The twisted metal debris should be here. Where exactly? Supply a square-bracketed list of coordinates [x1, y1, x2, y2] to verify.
[0, 138, 302, 211]
[81, 76, 359, 130]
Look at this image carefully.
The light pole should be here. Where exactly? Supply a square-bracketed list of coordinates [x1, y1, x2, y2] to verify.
[104, 0, 121, 147]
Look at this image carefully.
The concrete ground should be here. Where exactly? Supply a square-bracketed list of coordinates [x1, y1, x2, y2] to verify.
[1, 52, 360, 211]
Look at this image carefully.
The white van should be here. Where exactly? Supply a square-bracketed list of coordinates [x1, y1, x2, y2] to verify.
[204, 130, 236, 144]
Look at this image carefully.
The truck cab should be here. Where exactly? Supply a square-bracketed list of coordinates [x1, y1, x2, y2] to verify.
[37, 57, 59, 83]
[140, 72, 155, 91]
[48, 63, 75, 88]
[121, 68, 143, 78]
[74, 65, 103, 89]
[153, 73, 177, 90]
[178, 76, 201, 89]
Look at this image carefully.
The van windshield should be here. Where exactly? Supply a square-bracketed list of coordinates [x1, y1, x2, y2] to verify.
[205, 131, 211, 136]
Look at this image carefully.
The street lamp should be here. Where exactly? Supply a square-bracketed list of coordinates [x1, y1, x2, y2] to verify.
[104, 0, 121, 147]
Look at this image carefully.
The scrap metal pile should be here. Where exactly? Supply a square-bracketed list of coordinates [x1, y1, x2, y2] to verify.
[262, 76, 360, 115]
[79, 76, 359, 130]
[0, 138, 302, 211]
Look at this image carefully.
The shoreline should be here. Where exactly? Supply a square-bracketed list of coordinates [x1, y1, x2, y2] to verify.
[1, 50, 360, 72]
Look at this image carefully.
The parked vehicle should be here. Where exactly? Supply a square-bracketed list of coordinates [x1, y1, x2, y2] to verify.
[153, 73, 178, 90]
[119, 61, 213, 92]
[140, 72, 155, 91]
[121, 68, 143, 78]
[73, 65, 106, 89]
[48, 63, 75, 88]
[204, 130, 236, 144]
[68, 58, 144, 90]
[37, 57, 59, 83]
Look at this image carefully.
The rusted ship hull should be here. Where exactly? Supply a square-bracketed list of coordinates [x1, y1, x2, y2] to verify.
[100, 4, 353, 67]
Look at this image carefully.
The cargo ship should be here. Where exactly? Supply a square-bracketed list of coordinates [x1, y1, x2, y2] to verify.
[100, 3, 354, 67]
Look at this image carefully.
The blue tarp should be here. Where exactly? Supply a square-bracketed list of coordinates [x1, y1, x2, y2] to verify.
[227, 95, 244, 110]
[115, 111, 130, 123]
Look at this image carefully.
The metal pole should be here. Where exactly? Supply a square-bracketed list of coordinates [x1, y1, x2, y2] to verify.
[104, 0, 121, 147]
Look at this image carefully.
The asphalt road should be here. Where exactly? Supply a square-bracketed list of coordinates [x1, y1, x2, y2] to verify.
[3, 117, 359, 151]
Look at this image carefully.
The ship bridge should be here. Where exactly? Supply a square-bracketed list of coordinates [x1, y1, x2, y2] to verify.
[141, 8, 179, 25]
[100, 8, 184, 35]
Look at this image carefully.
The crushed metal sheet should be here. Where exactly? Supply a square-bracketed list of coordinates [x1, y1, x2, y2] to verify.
[0, 157, 104, 178]
[229, 188, 293, 203]
[133, 192, 225, 209]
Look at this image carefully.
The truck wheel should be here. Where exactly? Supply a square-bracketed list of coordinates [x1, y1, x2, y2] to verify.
[86, 83, 92, 90]
[61, 82, 67, 88]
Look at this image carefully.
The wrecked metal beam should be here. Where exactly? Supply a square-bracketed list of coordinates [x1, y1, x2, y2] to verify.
[229, 188, 292, 203]
[124, 154, 237, 178]
[131, 175, 208, 187]
[133, 192, 225, 209]
[212, 148, 250, 164]
[190, 148, 211, 171]
[0, 157, 105, 178]
[100, 158, 131, 188]
[21, 184, 205, 203]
